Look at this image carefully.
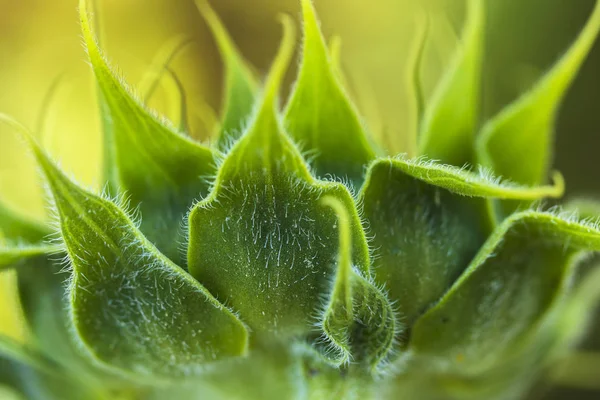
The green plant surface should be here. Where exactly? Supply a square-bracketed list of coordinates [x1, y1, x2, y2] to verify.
[1, 0, 600, 399]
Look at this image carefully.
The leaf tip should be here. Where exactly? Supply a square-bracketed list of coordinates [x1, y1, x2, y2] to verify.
[263, 13, 296, 105]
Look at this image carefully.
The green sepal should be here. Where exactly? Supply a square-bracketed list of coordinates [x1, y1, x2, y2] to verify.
[360, 157, 564, 326]
[410, 211, 600, 373]
[0, 200, 50, 244]
[418, 0, 484, 166]
[284, 0, 376, 186]
[318, 197, 399, 372]
[188, 16, 371, 337]
[0, 245, 59, 270]
[80, 0, 217, 265]
[195, 0, 258, 149]
[406, 11, 429, 156]
[476, 1, 600, 187]
[15, 255, 133, 393]
[138, 36, 194, 135]
[25, 135, 248, 380]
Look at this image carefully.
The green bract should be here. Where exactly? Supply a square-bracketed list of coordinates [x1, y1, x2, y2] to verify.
[1, 0, 600, 399]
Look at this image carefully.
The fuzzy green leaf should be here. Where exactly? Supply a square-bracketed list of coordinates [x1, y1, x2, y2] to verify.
[319, 196, 398, 372]
[0, 200, 49, 244]
[476, 0, 600, 186]
[80, 0, 216, 265]
[138, 37, 195, 135]
[15, 255, 127, 391]
[284, 0, 376, 186]
[418, 0, 484, 166]
[188, 16, 370, 337]
[195, 0, 258, 149]
[410, 211, 600, 372]
[360, 157, 564, 326]
[26, 137, 248, 380]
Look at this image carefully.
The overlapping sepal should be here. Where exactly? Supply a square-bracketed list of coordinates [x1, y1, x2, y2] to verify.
[418, 0, 484, 167]
[195, 0, 258, 149]
[360, 156, 564, 326]
[284, 0, 376, 186]
[16, 128, 249, 380]
[410, 211, 600, 374]
[187, 15, 371, 338]
[80, 0, 217, 265]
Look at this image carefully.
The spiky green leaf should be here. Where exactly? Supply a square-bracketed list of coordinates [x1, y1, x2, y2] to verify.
[188, 16, 370, 336]
[26, 137, 248, 380]
[14, 254, 130, 393]
[406, 11, 429, 155]
[195, 0, 258, 149]
[80, 0, 216, 265]
[418, 0, 484, 166]
[284, 0, 376, 186]
[476, 1, 600, 186]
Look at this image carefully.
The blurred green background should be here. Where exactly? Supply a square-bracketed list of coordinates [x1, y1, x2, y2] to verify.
[0, 0, 599, 398]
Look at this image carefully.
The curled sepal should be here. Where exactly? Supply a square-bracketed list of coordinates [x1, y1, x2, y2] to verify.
[188, 17, 370, 337]
[318, 197, 398, 372]
[360, 157, 564, 326]
[284, 0, 376, 186]
[476, 0, 600, 186]
[410, 211, 600, 373]
[26, 140, 248, 380]
[418, 0, 484, 166]
[80, 0, 216, 265]
[195, 0, 258, 149]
